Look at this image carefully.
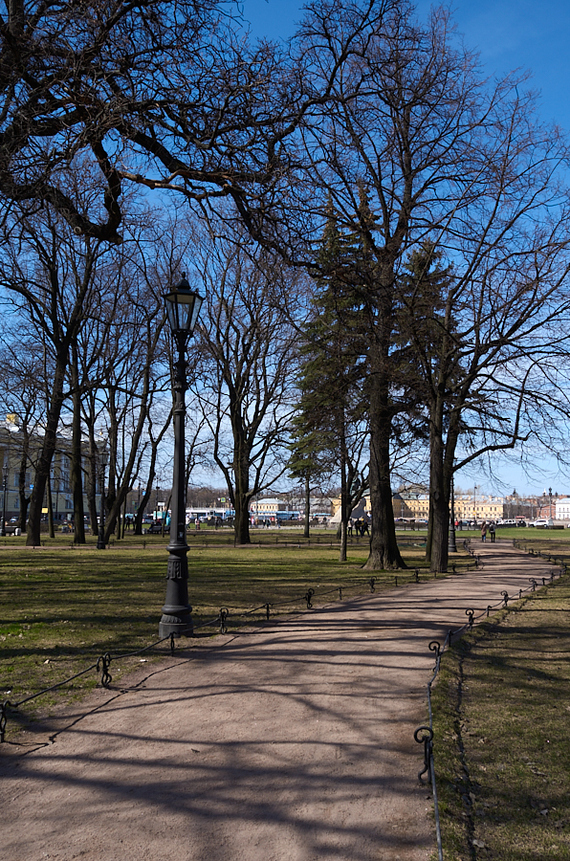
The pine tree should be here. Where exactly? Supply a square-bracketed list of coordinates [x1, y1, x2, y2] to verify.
[292, 206, 368, 560]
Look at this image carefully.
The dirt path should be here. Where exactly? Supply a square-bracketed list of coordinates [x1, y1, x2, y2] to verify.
[0, 540, 557, 861]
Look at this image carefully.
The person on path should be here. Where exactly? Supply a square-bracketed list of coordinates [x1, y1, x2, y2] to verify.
[481, 521, 487, 542]
[489, 522, 496, 543]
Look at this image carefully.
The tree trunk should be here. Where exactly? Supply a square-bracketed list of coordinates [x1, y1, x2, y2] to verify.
[70, 361, 86, 544]
[17, 427, 31, 531]
[429, 434, 450, 573]
[26, 358, 67, 546]
[87, 433, 100, 537]
[425, 505, 433, 563]
[232, 441, 251, 544]
[135, 484, 152, 535]
[428, 398, 459, 573]
[364, 340, 405, 570]
[234, 495, 251, 545]
[339, 439, 348, 562]
[303, 474, 310, 539]
[47, 475, 55, 539]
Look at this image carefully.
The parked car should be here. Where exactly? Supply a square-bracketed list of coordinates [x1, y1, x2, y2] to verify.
[531, 518, 550, 528]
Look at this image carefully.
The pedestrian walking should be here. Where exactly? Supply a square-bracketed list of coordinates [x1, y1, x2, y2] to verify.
[489, 522, 496, 543]
[481, 521, 487, 542]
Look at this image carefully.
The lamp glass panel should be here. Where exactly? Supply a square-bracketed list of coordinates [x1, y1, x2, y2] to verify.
[163, 289, 204, 335]
[165, 299, 178, 333]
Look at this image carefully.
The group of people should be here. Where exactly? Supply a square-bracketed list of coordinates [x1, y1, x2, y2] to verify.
[480, 521, 496, 542]
[348, 517, 370, 537]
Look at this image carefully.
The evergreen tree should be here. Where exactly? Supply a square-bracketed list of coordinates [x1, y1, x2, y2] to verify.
[355, 184, 407, 570]
[287, 425, 332, 539]
[293, 206, 369, 561]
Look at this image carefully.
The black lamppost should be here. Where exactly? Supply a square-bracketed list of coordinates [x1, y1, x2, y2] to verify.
[448, 476, 457, 553]
[158, 273, 204, 639]
[1, 462, 8, 537]
[549, 486, 553, 523]
[97, 447, 107, 550]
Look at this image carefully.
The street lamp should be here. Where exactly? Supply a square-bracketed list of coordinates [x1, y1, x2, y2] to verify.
[97, 447, 107, 550]
[1, 462, 8, 537]
[549, 486, 553, 523]
[158, 273, 204, 639]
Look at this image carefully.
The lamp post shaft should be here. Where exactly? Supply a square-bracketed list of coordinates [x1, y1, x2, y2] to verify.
[549, 487, 553, 522]
[159, 331, 192, 638]
[96, 457, 106, 550]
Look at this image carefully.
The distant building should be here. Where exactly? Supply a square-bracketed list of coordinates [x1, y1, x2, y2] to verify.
[454, 494, 506, 522]
[318, 483, 545, 525]
[555, 497, 570, 521]
[0, 419, 99, 527]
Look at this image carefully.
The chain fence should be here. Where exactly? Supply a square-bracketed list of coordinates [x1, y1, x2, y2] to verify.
[414, 546, 567, 861]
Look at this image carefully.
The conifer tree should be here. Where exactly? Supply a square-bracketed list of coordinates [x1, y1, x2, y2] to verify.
[287, 426, 332, 539]
[354, 184, 407, 569]
[293, 206, 368, 561]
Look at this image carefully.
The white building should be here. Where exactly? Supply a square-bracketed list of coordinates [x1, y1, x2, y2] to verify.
[555, 497, 570, 521]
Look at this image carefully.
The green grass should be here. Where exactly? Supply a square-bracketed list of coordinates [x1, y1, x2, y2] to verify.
[1, 529, 450, 737]
[431, 574, 570, 860]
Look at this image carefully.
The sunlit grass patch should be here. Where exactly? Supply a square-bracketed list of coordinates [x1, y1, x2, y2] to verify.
[431, 576, 570, 861]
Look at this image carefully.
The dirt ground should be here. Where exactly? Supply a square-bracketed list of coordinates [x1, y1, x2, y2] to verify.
[0, 541, 557, 861]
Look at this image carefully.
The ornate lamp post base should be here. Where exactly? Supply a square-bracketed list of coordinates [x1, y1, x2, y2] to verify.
[159, 550, 193, 638]
[158, 613, 193, 639]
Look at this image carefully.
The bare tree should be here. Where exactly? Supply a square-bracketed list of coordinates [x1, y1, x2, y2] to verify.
[294, 1, 570, 570]
[0, 1, 304, 244]
[408, 240, 570, 572]
[0, 0, 410, 271]
[0, 333, 46, 529]
[191, 228, 306, 544]
[0, 195, 113, 545]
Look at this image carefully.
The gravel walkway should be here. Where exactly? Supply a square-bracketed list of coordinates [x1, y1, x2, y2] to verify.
[0, 540, 556, 861]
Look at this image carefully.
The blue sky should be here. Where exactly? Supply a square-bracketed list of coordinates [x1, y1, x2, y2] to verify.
[244, 0, 570, 133]
[242, 1, 570, 496]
